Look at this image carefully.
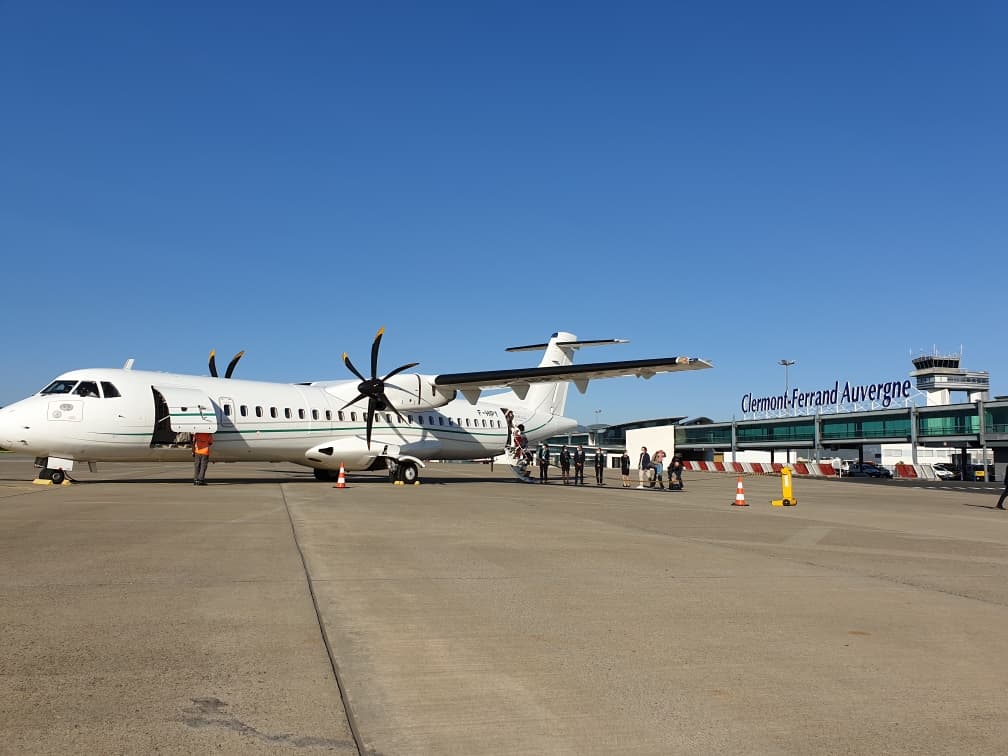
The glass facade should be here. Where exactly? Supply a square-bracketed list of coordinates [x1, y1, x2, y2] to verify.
[665, 400, 1008, 452]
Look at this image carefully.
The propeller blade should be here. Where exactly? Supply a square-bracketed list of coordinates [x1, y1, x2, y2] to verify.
[209, 350, 218, 378]
[381, 361, 420, 382]
[380, 392, 404, 422]
[343, 352, 367, 383]
[370, 327, 384, 379]
[224, 350, 245, 379]
[365, 397, 377, 449]
[340, 393, 367, 411]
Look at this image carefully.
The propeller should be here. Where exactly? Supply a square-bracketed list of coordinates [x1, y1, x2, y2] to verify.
[208, 350, 245, 378]
[341, 327, 418, 449]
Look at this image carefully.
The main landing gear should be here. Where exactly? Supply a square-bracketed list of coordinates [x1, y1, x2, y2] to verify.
[386, 459, 419, 485]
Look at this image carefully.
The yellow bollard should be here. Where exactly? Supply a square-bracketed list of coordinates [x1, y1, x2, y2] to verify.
[772, 465, 797, 506]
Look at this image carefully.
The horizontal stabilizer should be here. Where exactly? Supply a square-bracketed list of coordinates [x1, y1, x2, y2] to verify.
[506, 338, 628, 353]
[436, 356, 712, 391]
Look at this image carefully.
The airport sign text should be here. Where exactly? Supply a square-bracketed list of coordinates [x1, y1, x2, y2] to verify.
[742, 379, 913, 414]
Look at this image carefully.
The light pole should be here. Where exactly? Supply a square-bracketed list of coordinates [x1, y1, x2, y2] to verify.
[593, 409, 602, 445]
[779, 360, 796, 462]
[779, 360, 796, 408]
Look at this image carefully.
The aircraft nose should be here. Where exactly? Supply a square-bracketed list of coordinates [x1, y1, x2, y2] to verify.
[0, 405, 30, 450]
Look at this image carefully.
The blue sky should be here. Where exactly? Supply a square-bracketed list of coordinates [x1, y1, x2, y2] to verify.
[2, 1, 1005, 425]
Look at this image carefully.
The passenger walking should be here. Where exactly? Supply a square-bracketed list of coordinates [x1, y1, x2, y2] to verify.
[560, 445, 571, 485]
[620, 451, 631, 487]
[573, 445, 586, 485]
[637, 447, 651, 489]
[594, 447, 605, 486]
[996, 470, 1007, 509]
[537, 443, 550, 484]
[192, 432, 213, 485]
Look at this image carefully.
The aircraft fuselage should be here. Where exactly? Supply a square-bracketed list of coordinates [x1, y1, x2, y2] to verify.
[0, 368, 576, 472]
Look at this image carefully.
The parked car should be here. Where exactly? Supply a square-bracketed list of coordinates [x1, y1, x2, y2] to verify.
[932, 463, 956, 480]
[845, 462, 892, 478]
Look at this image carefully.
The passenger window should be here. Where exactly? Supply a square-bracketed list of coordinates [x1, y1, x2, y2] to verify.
[256, 406, 264, 418]
[312, 409, 319, 420]
[418, 416, 424, 425]
[351, 412, 357, 421]
[223, 404, 232, 417]
[466, 418, 471, 427]
[74, 381, 100, 397]
[270, 407, 278, 418]
[284, 408, 291, 419]
[298, 409, 305, 420]
[439, 417, 445, 426]
[325, 410, 332, 421]
[482, 419, 487, 428]
[338, 411, 345, 421]
[385, 413, 392, 423]
[101, 381, 121, 398]
[240, 405, 248, 417]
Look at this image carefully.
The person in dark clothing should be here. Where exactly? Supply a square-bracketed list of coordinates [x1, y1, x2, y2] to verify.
[637, 447, 651, 489]
[537, 443, 550, 484]
[594, 447, 605, 486]
[997, 472, 1007, 509]
[573, 445, 586, 485]
[670, 456, 684, 490]
[559, 445, 571, 485]
[620, 452, 631, 487]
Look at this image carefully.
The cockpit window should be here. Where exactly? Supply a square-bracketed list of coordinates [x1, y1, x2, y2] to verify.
[101, 382, 121, 398]
[40, 380, 79, 395]
[74, 381, 100, 397]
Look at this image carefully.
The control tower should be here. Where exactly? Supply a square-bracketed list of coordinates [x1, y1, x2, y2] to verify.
[910, 351, 989, 406]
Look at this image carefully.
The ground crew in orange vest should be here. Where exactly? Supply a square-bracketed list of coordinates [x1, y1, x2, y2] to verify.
[192, 432, 213, 485]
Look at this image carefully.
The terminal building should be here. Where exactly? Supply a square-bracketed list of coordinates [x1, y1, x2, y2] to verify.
[549, 351, 1007, 482]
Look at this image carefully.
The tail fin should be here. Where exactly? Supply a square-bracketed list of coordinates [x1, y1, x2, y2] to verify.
[503, 331, 632, 416]
[508, 331, 577, 416]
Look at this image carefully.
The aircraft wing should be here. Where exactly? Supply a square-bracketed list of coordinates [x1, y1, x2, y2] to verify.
[435, 356, 713, 403]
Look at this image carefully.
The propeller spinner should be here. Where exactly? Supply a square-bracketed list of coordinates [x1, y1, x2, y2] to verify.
[341, 327, 418, 449]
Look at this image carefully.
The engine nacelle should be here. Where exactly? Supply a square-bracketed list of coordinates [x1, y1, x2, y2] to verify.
[322, 374, 455, 412]
[382, 374, 456, 411]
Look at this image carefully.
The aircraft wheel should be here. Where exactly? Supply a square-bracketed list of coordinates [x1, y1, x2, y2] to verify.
[313, 468, 332, 482]
[400, 461, 419, 484]
[49, 469, 65, 485]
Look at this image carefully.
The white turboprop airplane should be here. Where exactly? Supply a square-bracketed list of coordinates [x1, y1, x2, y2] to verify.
[0, 330, 711, 485]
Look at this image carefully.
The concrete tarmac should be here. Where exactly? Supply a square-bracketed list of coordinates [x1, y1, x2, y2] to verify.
[1, 455, 1007, 754]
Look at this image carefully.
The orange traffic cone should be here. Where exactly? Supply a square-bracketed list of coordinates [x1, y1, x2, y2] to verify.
[732, 475, 748, 506]
[335, 462, 347, 489]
